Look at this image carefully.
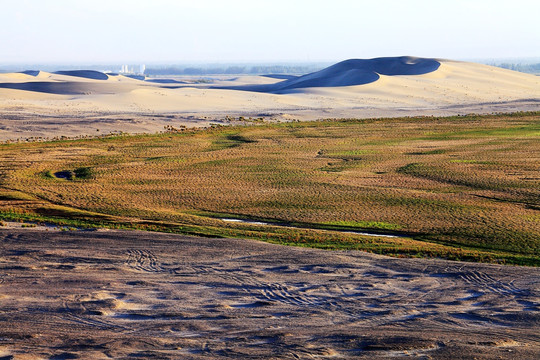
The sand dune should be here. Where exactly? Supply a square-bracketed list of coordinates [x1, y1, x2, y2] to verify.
[0, 57, 538, 140]
[0, 81, 135, 95]
[54, 70, 109, 80]
[223, 56, 441, 92]
[262, 74, 298, 80]
[19, 70, 40, 77]
[0, 71, 47, 82]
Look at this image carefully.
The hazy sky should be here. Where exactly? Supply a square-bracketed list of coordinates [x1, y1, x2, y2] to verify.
[1, 0, 539, 64]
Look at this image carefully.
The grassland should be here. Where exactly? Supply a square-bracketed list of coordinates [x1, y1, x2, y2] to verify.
[0, 112, 538, 265]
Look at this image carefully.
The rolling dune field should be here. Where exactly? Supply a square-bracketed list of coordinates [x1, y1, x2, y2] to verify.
[0, 57, 538, 141]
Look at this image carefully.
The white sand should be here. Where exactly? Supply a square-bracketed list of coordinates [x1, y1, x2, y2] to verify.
[0, 59, 538, 140]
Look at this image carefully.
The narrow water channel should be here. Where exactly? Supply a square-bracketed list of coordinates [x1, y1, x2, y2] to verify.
[220, 218, 403, 238]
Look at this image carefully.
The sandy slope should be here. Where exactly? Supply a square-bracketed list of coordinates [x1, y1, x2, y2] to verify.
[0, 229, 538, 359]
[0, 58, 538, 140]
[221, 57, 443, 91]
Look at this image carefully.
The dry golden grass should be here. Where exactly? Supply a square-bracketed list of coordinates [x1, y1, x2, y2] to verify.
[0, 113, 538, 264]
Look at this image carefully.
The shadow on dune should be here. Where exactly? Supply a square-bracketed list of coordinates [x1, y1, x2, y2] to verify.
[0, 81, 116, 95]
[262, 74, 299, 80]
[54, 70, 109, 80]
[19, 70, 41, 76]
[145, 78, 188, 84]
[219, 56, 441, 93]
[124, 74, 145, 81]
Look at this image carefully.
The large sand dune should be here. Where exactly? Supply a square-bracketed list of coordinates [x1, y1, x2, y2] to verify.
[222, 56, 442, 92]
[0, 57, 538, 140]
[0, 81, 133, 95]
[0, 229, 538, 359]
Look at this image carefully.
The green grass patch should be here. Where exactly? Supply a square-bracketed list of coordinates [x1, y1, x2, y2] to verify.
[1, 207, 537, 266]
[449, 159, 495, 164]
[74, 167, 92, 179]
[406, 149, 446, 155]
[322, 220, 401, 230]
[0, 191, 39, 201]
[41, 170, 55, 179]
[421, 123, 540, 141]
[208, 132, 255, 151]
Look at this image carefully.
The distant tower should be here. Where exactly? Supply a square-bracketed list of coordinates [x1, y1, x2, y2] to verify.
[140, 64, 146, 75]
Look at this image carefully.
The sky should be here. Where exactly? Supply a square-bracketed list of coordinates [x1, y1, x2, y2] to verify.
[1, 0, 539, 64]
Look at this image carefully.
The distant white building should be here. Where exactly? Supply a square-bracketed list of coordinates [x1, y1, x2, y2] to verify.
[119, 64, 145, 75]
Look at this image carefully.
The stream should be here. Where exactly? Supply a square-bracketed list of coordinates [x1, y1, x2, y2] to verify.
[220, 218, 403, 238]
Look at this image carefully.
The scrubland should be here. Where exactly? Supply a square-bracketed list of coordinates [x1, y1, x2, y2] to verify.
[0, 112, 538, 265]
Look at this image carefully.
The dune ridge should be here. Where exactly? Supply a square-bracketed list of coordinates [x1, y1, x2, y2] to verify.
[0, 81, 133, 95]
[54, 70, 109, 80]
[221, 56, 441, 92]
[19, 70, 41, 77]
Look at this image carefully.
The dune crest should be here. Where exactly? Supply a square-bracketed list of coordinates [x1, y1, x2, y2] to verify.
[19, 70, 41, 77]
[54, 70, 109, 80]
[221, 56, 441, 92]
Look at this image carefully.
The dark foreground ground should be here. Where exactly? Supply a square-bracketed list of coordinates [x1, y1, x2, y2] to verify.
[0, 229, 538, 359]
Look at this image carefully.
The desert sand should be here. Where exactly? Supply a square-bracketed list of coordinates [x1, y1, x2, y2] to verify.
[0, 228, 538, 359]
[0, 57, 538, 141]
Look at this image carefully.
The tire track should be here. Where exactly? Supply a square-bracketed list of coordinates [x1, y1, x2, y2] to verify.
[60, 297, 131, 332]
[206, 264, 368, 318]
[459, 270, 526, 295]
[125, 249, 165, 273]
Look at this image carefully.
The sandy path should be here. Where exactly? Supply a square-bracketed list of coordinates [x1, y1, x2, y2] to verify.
[0, 229, 538, 359]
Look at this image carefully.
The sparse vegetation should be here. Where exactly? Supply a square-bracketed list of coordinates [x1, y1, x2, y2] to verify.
[322, 220, 401, 230]
[0, 112, 538, 265]
[73, 167, 92, 179]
